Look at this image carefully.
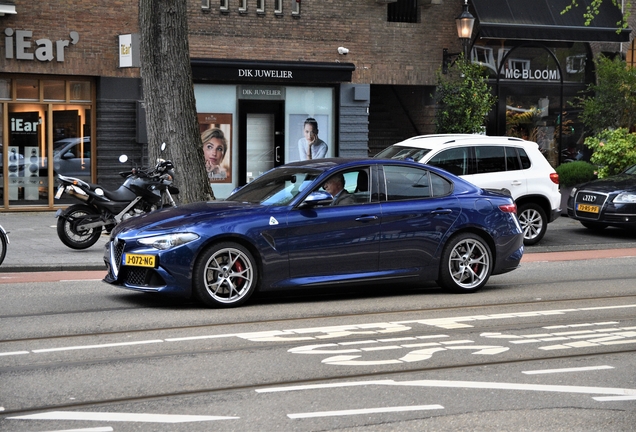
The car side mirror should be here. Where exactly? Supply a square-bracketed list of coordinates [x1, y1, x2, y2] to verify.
[300, 190, 333, 208]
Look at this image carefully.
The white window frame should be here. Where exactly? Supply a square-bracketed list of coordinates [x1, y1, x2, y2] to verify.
[238, 0, 247, 12]
[274, 0, 283, 14]
[201, 0, 210, 10]
[220, 0, 229, 12]
[291, 0, 300, 15]
[257, 0, 265, 13]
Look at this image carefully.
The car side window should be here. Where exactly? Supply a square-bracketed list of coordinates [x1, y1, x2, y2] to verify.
[430, 172, 453, 197]
[427, 147, 472, 176]
[505, 146, 521, 171]
[383, 165, 432, 201]
[475, 146, 505, 174]
[518, 148, 531, 169]
[315, 168, 372, 206]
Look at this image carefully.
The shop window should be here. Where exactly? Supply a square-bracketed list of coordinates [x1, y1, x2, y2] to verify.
[69, 81, 91, 102]
[274, 0, 282, 15]
[628, 39, 636, 69]
[291, 0, 300, 16]
[256, 0, 264, 13]
[16, 79, 39, 101]
[388, 0, 418, 23]
[238, 0, 247, 13]
[220, 0, 229, 12]
[0, 79, 10, 100]
[43, 80, 65, 102]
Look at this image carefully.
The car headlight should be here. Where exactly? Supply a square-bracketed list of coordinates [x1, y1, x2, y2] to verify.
[569, 187, 577, 197]
[138, 233, 199, 250]
[613, 192, 636, 204]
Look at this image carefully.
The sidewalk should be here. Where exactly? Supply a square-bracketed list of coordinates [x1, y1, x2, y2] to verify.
[0, 211, 635, 273]
[0, 211, 107, 272]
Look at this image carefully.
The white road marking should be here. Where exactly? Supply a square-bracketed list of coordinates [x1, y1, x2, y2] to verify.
[39, 428, 114, 432]
[256, 379, 636, 400]
[287, 404, 444, 419]
[594, 395, 636, 401]
[522, 365, 614, 375]
[8, 411, 239, 423]
[2, 305, 636, 359]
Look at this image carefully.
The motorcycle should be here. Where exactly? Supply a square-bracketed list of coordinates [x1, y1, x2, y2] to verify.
[55, 144, 179, 250]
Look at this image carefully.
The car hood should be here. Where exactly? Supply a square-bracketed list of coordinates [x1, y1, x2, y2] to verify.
[578, 174, 636, 193]
[112, 201, 267, 237]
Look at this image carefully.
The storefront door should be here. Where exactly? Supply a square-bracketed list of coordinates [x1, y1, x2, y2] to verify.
[238, 100, 284, 185]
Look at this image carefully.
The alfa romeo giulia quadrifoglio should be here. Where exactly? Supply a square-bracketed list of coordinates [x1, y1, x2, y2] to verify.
[103, 158, 524, 307]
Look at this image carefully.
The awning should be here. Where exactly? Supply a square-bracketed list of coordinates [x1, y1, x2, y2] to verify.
[471, 0, 631, 43]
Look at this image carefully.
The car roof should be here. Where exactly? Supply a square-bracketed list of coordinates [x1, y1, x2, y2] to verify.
[391, 134, 534, 149]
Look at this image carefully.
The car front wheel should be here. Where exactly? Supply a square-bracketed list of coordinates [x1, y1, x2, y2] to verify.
[517, 203, 547, 245]
[193, 242, 258, 308]
[437, 233, 492, 293]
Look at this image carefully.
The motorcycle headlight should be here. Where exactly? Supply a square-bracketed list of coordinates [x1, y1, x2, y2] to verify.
[613, 192, 636, 204]
[138, 233, 199, 250]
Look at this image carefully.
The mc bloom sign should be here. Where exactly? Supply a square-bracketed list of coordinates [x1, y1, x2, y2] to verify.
[503, 68, 560, 81]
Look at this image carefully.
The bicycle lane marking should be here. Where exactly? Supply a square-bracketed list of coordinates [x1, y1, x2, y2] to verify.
[522, 248, 636, 262]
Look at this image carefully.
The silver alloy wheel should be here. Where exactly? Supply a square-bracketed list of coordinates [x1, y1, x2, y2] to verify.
[518, 207, 543, 241]
[447, 237, 490, 289]
[202, 246, 255, 305]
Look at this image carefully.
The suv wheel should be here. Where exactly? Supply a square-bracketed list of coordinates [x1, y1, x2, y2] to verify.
[517, 203, 547, 246]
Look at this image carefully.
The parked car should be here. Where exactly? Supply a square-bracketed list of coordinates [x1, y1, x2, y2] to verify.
[103, 158, 524, 307]
[375, 134, 561, 245]
[566, 164, 636, 230]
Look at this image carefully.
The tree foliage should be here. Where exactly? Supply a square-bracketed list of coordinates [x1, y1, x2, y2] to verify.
[578, 55, 636, 134]
[139, 0, 215, 203]
[434, 57, 497, 134]
[585, 128, 636, 177]
[561, 0, 631, 28]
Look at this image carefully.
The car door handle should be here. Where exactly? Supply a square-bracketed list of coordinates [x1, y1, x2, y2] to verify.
[355, 215, 379, 222]
[431, 209, 453, 216]
[511, 180, 523, 186]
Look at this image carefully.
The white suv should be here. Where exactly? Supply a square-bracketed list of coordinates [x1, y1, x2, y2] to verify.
[376, 134, 561, 245]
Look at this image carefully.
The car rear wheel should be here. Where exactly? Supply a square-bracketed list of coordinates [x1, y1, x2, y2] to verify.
[437, 233, 492, 293]
[517, 203, 547, 245]
[192, 242, 258, 308]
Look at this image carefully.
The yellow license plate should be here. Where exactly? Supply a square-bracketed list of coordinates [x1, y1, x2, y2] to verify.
[577, 203, 600, 213]
[125, 253, 156, 267]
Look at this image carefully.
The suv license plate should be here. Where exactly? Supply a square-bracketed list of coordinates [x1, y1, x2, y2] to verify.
[125, 253, 156, 267]
[577, 203, 600, 213]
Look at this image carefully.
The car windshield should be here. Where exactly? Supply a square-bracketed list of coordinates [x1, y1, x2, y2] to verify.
[228, 168, 321, 206]
[375, 145, 431, 162]
[624, 165, 636, 175]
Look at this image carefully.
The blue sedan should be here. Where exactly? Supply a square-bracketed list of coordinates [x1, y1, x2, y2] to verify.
[103, 158, 523, 307]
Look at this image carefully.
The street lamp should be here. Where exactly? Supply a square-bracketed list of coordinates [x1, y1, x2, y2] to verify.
[443, 0, 476, 74]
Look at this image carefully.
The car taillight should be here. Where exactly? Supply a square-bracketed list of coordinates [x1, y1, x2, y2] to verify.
[550, 172, 559, 184]
[499, 203, 517, 214]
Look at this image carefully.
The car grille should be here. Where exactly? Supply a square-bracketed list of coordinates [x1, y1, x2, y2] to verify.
[112, 238, 125, 275]
[121, 267, 165, 288]
[573, 190, 608, 220]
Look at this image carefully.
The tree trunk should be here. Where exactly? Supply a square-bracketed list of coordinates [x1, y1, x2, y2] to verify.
[139, 0, 215, 203]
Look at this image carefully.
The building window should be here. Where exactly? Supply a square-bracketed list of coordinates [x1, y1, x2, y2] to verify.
[291, 0, 300, 16]
[274, 0, 282, 15]
[238, 0, 247, 13]
[628, 39, 636, 69]
[220, 0, 229, 12]
[201, 0, 210, 9]
[257, 0, 265, 13]
[388, 0, 418, 23]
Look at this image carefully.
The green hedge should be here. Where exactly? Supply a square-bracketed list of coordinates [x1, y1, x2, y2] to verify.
[555, 161, 597, 187]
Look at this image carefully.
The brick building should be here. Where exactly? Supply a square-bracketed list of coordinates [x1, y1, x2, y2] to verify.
[0, 0, 632, 210]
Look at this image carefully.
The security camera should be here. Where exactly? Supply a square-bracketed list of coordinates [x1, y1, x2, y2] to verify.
[337, 47, 349, 55]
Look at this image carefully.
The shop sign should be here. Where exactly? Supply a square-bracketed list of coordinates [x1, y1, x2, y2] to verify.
[3, 28, 79, 62]
[504, 68, 560, 81]
[238, 85, 285, 100]
[238, 68, 293, 79]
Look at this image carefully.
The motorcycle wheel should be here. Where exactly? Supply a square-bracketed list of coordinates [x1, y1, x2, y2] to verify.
[57, 204, 103, 250]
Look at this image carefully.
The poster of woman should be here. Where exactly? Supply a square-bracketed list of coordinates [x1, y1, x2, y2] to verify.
[198, 113, 232, 183]
[289, 114, 331, 161]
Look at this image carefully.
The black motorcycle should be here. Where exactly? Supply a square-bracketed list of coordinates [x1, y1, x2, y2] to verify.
[55, 147, 179, 249]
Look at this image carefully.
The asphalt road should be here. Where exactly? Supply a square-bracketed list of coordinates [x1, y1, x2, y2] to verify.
[0, 252, 634, 431]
